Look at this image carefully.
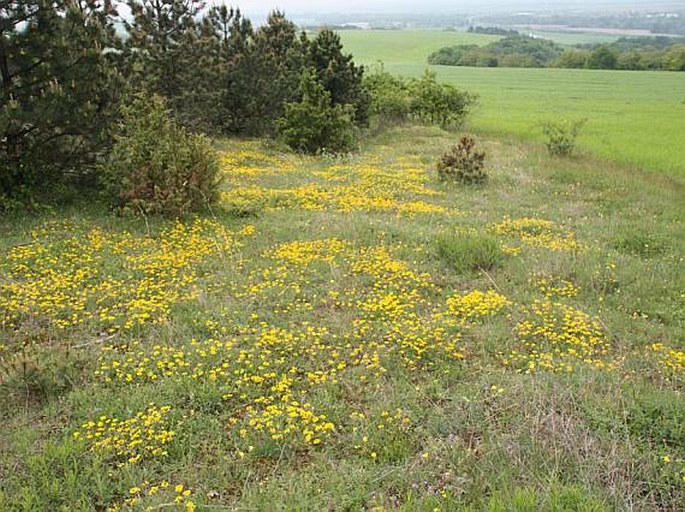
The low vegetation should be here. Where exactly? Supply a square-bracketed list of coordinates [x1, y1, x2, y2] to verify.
[542, 119, 586, 157]
[1, 126, 683, 510]
[437, 134, 487, 183]
[102, 93, 221, 216]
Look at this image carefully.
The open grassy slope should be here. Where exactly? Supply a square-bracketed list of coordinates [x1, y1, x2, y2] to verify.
[340, 31, 685, 177]
[1, 127, 683, 510]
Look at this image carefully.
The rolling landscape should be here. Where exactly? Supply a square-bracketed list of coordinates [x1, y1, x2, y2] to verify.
[1, 1, 684, 511]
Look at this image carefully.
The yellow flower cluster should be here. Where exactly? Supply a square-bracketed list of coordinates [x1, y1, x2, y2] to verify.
[221, 153, 450, 216]
[647, 343, 685, 374]
[268, 238, 351, 265]
[530, 274, 580, 298]
[490, 217, 584, 252]
[73, 404, 174, 464]
[0, 219, 248, 332]
[445, 290, 512, 324]
[107, 480, 195, 512]
[504, 300, 615, 373]
[239, 399, 335, 446]
[94, 237, 479, 460]
[220, 147, 296, 184]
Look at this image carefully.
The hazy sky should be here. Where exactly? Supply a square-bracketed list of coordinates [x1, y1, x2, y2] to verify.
[234, 0, 679, 16]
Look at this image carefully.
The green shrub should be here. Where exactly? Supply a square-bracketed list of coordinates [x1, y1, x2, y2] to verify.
[101, 93, 220, 216]
[277, 71, 358, 155]
[364, 68, 476, 130]
[436, 232, 505, 274]
[363, 67, 412, 125]
[437, 135, 487, 184]
[542, 119, 586, 157]
[408, 70, 477, 129]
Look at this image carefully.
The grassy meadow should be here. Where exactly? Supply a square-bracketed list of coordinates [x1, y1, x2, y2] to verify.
[340, 30, 685, 177]
[1, 125, 684, 510]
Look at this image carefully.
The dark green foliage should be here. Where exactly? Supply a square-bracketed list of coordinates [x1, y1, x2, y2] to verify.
[437, 134, 487, 184]
[428, 36, 564, 68]
[277, 71, 357, 155]
[0, 345, 83, 406]
[432, 34, 685, 72]
[612, 231, 668, 258]
[468, 26, 520, 36]
[101, 93, 220, 216]
[123, 0, 207, 128]
[408, 71, 476, 129]
[542, 119, 586, 157]
[663, 44, 685, 71]
[201, 6, 258, 133]
[554, 50, 591, 69]
[249, 12, 308, 134]
[363, 69, 475, 130]
[435, 232, 505, 274]
[363, 68, 412, 125]
[586, 46, 618, 70]
[626, 388, 685, 448]
[0, 0, 122, 205]
[308, 28, 370, 126]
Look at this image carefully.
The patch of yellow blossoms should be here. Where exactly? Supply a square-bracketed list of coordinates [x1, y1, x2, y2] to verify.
[530, 274, 579, 299]
[73, 404, 175, 465]
[504, 300, 615, 373]
[647, 343, 685, 374]
[490, 217, 584, 252]
[221, 155, 451, 216]
[445, 290, 512, 324]
[0, 219, 250, 332]
[107, 480, 195, 512]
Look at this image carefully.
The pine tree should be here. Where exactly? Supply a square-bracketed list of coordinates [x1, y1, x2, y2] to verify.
[123, 0, 205, 118]
[0, 0, 122, 203]
[200, 6, 258, 134]
[250, 11, 306, 133]
[308, 28, 370, 125]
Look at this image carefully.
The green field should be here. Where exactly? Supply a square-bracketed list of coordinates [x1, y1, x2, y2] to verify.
[340, 30, 685, 176]
[333, 30, 500, 65]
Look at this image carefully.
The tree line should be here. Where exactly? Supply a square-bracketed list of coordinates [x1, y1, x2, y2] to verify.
[428, 35, 685, 71]
[1, 1, 476, 210]
[0, 1, 366, 206]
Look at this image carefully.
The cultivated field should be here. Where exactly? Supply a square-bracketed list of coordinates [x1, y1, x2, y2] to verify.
[340, 30, 685, 177]
[1, 127, 683, 510]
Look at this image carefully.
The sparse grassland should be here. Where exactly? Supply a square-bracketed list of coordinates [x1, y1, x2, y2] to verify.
[1, 126, 683, 510]
[340, 31, 685, 177]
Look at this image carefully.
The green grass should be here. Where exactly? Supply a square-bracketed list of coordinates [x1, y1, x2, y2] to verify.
[337, 30, 500, 65]
[340, 31, 685, 177]
[1, 126, 683, 510]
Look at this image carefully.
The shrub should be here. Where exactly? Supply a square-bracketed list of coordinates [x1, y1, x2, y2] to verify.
[363, 68, 476, 130]
[363, 67, 412, 125]
[542, 119, 586, 157]
[101, 93, 220, 216]
[277, 71, 358, 154]
[437, 135, 487, 184]
[436, 232, 505, 274]
[408, 70, 476, 129]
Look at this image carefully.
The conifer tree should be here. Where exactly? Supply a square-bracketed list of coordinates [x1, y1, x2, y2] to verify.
[123, 0, 205, 118]
[308, 28, 370, 125]
[0, 0, 122, 202]
[251, 10, 306, 133]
